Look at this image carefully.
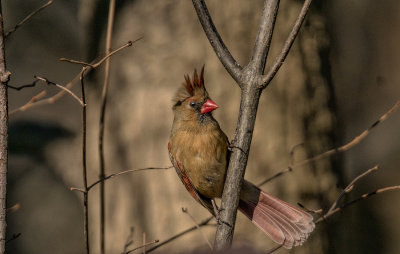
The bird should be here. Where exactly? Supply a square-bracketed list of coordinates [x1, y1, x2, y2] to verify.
[168, 66, 315, 249]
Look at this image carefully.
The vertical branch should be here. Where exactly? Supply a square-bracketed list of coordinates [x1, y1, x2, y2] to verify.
[80, 68, 90, 254]
[0, 3, 8, 254]
[99, 1, 116, 253]
[261, 0, 312, 88]
[213, 85, 262, 250]
[248, 0, 280, 74]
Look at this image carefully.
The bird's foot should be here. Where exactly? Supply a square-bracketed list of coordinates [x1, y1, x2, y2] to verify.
[211, 199, 229, 226]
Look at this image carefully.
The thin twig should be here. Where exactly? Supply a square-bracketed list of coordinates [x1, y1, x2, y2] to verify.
[182, 208, 212, 250]
[0, 3, 9, 252]
[191, 0, 242, 83]
[261, 0, 313, 88]
[8, 76, 84, 106]
[5, 0, 53, 38]
[80, 68, 90, 254]
[87, 166, 172, 191]
[259, 99, 400, 186]
[247, 0, 280, 74]
[122, 227, 135, 254]
[6, 203, 20, 214]
[147, 216, 214, 253]
[125, 240, 159, 254]
[69, 187, 85, 193]
[99, 1, 116, 253]
[317, 185, 400, 223]
[142, 232, 146, 254]
[265, 243, 283, 254]
[289, 142, 304, 167]
[58, 58, 94, 67]
[5, 233, 21, 245]
[326, 165, 378, 214]
[10, 40, 139, 115]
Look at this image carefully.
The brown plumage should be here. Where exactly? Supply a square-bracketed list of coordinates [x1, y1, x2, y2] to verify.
[168, 67, 315, 248]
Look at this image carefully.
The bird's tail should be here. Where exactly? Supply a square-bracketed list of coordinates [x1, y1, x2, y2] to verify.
[239, 180, 315, 249]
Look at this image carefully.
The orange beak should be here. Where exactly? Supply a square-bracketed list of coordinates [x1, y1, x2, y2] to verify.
[201, 99, 219, 114]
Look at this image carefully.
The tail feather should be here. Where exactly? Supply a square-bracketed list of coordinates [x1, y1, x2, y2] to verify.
[239, 180, 315, 249]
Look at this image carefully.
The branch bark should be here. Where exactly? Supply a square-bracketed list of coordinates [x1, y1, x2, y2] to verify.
[0, 3, 8, 254]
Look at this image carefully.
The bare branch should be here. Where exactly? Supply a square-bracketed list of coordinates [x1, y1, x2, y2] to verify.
[80, 68, 90, 254]
[265, 243, 283, 254]
[5, 233, 21, 245]
[259, 98, 400, 186]
[99, 1, 116, 252]
[58, 58, 94, 67]
[5, 0, 53, 38]
[6, 203, 20, 214]
[192, 0, 242, 83]
[124, 240, 159, 254]
[326, 165, 379, 214]
[69, 187, 85, 193]
[0, 3, 9, 252]
[122, 227, 135, 254]
[147, 216, 214, 253]
[248, 0, 280, 74]
[10, 40, 139, 115]
[8, 76, 84, 106]
[317, 185, 400, 224]
[260, 0, 312, 89]
[182, 208, 212, 250]
[87, 166, 172, 191]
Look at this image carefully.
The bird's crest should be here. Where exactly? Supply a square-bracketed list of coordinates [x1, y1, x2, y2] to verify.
[173, 66, 208, 106]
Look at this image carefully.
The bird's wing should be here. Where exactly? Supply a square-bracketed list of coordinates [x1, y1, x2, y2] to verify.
[168, 142, 214, 215]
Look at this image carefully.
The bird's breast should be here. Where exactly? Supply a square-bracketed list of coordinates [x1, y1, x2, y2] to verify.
[170, 127, 228, 198]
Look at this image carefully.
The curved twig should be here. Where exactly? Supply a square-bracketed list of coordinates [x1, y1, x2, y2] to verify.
[10, 40, 139, 115]
[5, 0, 53, 38]
[87, 166, 172, 191]
[192, 0, 242, 83]
[258, 98, 400, 186]
[317, 185, 400, 224]
[147, 216, 214, 253]
[326, 165, 378, 214]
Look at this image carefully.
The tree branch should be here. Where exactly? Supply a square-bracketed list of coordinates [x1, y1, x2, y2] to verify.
[192, 0, 242, 84]
[99, 1, 116, 253]
[146, 216, 214, 253]
[316, 165, 400, 223]
[260, 0, 312, 89]
[0, 2, 8, 253]
[248, 0, 280, 74]
[326, 165, 378, 215]
[258, 98, 400, 186]
[5, 0, 53, 38]
[10, 40, 137, 115]
[80, 68, 90, 254]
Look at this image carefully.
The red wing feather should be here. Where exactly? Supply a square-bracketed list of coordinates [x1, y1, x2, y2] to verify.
[168, 142, 214, 215]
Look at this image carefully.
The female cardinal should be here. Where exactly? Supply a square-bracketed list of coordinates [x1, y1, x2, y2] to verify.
[168, 67, 315, 248]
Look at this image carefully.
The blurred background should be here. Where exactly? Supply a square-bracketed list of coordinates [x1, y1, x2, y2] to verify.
[3, 0, 400, 253]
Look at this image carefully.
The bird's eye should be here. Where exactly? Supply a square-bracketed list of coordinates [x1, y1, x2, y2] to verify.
[190, 101, 196, 107]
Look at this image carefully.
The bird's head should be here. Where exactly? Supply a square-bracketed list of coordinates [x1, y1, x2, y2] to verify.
[172, 66, 218, 122]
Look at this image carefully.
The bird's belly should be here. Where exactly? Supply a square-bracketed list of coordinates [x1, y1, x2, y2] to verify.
[185, 154, 226, 198]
